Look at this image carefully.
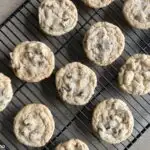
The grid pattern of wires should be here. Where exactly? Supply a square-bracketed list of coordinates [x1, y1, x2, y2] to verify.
[0, 0, 150, 150]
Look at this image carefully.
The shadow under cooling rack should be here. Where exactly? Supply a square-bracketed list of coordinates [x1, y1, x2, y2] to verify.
[0, 0, 150, 150]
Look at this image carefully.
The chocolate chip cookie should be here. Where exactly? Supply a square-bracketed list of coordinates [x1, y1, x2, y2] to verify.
[14, 104, 55, 147]
[56, 62, 97, 105]
[83, 22, 125, 66]
[92, 98, 134, 144]
[11, 41, 55, 82]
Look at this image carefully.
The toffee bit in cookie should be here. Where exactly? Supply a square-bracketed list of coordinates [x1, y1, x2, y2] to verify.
[76, 91, 83, 97]
[66, 73, 72, 79]
[105, 123, 111, 130]
[64, 84, 72, 92]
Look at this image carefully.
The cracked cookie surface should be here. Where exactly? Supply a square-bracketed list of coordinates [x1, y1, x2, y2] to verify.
[92, 98, 134, 144]
[55, 139, 89, 150]
[0, 73, 13, 112]
[56, 62, 97, 105]
[83, 22, 125, 66]
[119, 54, 150, 95]
[123, 0, 150, 29]
[39, 0, 78, 36]
[14, 104, 55, 147]
[11, 41, 55, 82]
[81, 0, 114, 8]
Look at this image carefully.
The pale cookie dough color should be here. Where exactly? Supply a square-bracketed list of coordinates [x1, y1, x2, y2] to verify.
[0, 73, 13, 112]
[14, 104, 55, 147]
[56, 62, 97, 105]
[39, 0, 78, 36]
[83, 22, 125, 66]
[123, 0, 150, 29]
[119, 54, 150, 95]
[92, 99, 134, 144]
[11, 41, 55, 82]
[55, 139, 89, 150]
[81, 0, 114, 8]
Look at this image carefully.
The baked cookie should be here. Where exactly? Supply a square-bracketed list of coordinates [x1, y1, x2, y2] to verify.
[14, 104, 55, 147]
[0, 73, 13, 112]
[39, 0, 78, 36]
[10, 41, 55, 82]
[119, 54, 150, 95]
[92, 98, 134, 144]
[83, 22, 125, 66]
[81, 0, 114, 9]
[55, 139, 89, 150]
[56, 62, 97, 105]
[123, 0, 150, 29]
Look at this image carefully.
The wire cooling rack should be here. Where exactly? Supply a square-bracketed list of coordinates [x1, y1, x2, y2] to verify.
[0, 0, 150, 149]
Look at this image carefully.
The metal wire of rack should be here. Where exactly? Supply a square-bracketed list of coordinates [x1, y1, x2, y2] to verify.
[0, 0, 150, 150]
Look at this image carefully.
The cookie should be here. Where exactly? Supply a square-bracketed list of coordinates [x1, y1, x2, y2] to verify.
[10, 41, 55, 82]
[39, 0, 78, 36]
[119, 54, 150, 95]
[55, 139, 89, 150]
[81, 0, 114, 8]
[14, 104, 55, 147]
[83, 22, 125, 66]
[123, 0, 150, 29]
[56, 62, 97, 105]
[0, 73, 13, 112]
[92, 98, 134, 144]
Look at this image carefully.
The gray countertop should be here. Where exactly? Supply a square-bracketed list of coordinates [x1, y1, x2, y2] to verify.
[0, 0, 25, 24]
[130, 128, 150, 150]
[0, 0, 149, 150]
